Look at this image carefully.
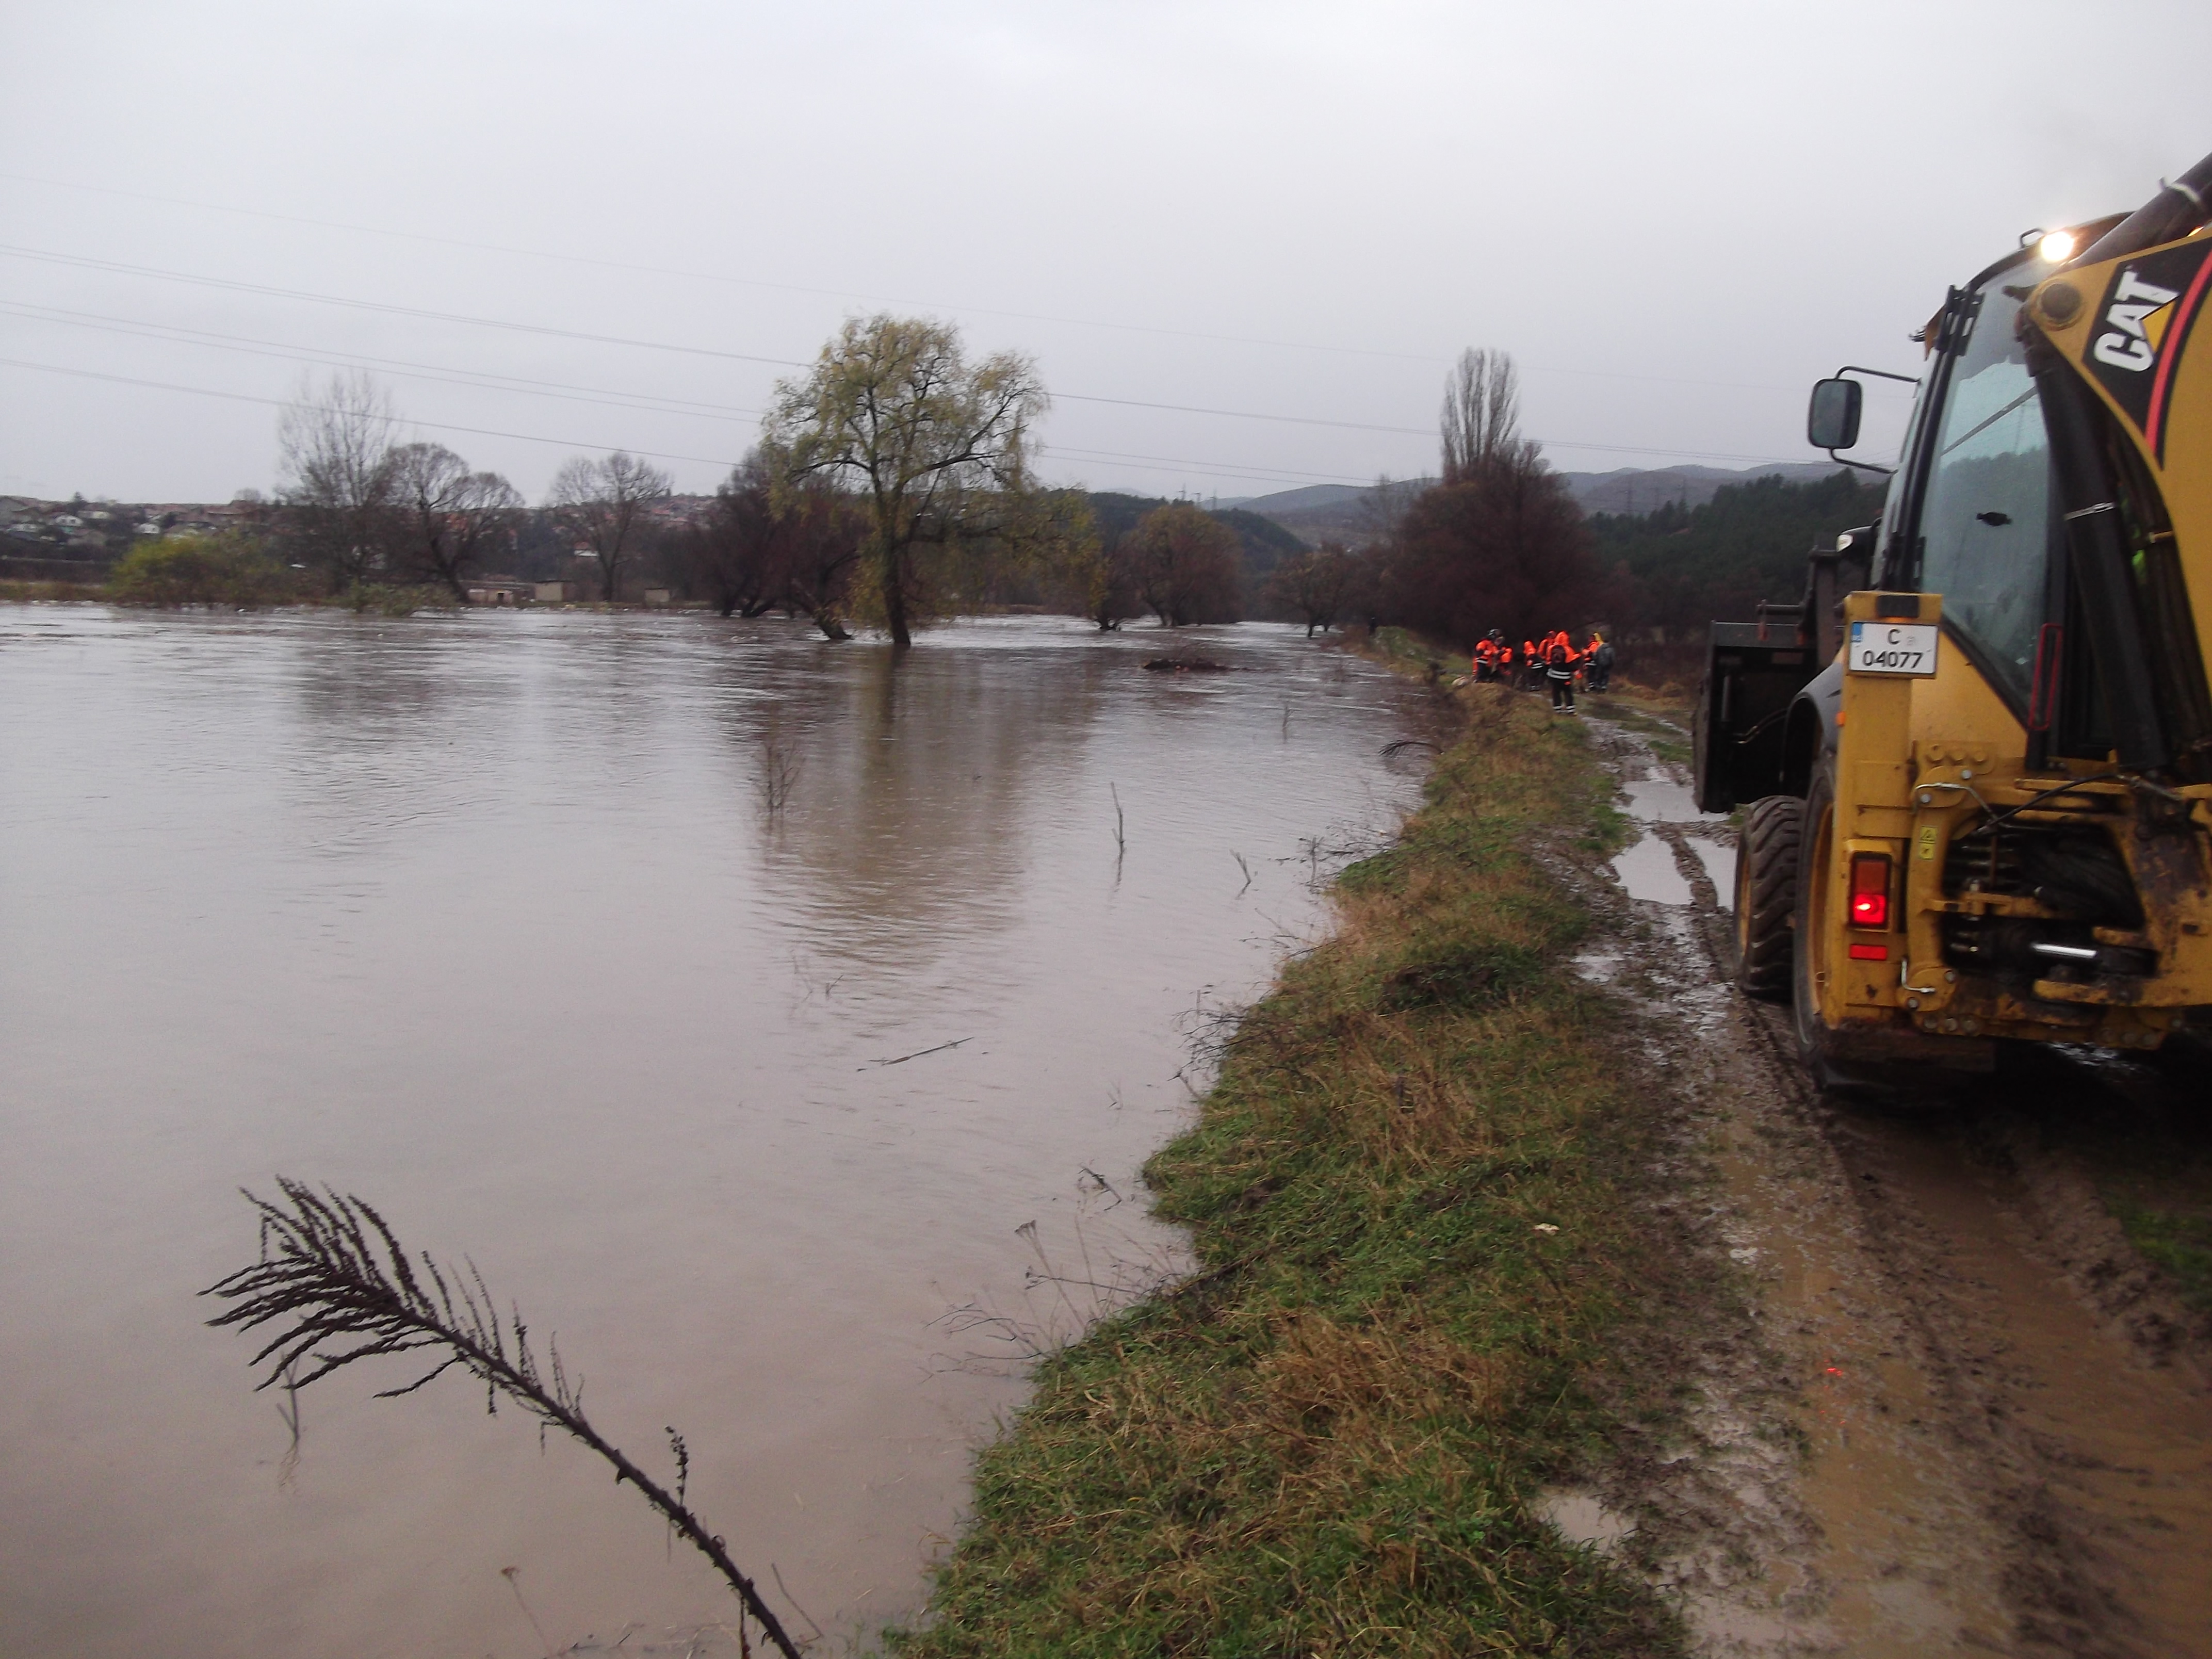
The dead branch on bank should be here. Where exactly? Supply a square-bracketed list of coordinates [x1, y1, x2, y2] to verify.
[201, 1179, 804, 1659]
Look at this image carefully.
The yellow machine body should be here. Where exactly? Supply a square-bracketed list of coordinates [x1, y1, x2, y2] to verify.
[1795, 219, 2212, 1061]
[1814, 592, 2212, 1054]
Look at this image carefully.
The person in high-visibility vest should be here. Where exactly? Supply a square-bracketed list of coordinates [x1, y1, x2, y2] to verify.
[1472, 632, 1501, 682]
[1520, 640, 1539, 691]
[1585, 632, 1613, 693]
[1545, 631, 1580, 712]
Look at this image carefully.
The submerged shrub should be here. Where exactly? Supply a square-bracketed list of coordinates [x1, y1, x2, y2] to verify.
[339, 581, 450, 616]
[108, 534, 290, 609]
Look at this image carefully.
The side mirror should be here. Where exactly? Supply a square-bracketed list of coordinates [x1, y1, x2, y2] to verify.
[1807, 377, 1863, 451]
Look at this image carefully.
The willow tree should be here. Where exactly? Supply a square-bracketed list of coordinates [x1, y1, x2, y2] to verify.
[765, 315, 1048, 648]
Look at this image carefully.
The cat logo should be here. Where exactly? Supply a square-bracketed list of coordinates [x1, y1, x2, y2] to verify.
[2092, 269, 2181, 372]
[2076, 238, 2212, 462]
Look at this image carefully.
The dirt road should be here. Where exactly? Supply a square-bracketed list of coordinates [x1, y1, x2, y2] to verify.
[1559, 707, 2212, 1658]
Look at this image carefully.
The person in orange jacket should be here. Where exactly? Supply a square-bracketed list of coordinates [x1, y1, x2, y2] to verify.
[1544, 630, 1580, 711]
[1472, 632, 1502, 682]
[1520, 639, 1539, 691]
[1585, 632, 1613, 693]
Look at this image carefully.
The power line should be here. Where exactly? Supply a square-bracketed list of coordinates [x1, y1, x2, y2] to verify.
[0, 357, 744, 471]
[0, 171, 1811, 392]
[1040, 445, 1375, 487]
[0, 243, 808, 370]
[0, 242, 1803, 459]
[0, 356, 1378, 493]
[0, 301, 768, 424]
[0, 308, 1387, 486]
[3, 173, 1829, 409]
[0, 168, 1440, 366]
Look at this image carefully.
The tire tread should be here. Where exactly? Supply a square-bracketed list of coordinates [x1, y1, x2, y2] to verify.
[1736, 794, 1802, 1002]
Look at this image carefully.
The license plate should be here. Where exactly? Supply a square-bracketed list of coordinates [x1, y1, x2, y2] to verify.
[1848, 622, 1939, 676]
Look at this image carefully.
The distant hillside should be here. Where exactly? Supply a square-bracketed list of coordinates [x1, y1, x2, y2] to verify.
[1557, 462, 1846, 516]
[1233, 462, 1850, 548]
[1592, 469, 1889, 641]
[1239, 479, 1438, 548]
[1083, 492, 1308, 578]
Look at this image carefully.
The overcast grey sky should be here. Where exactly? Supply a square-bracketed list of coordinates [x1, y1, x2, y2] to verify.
[2, 1, 2205, 505]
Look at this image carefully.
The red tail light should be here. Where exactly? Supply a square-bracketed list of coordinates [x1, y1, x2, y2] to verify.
[1849, 854, 1892, 929]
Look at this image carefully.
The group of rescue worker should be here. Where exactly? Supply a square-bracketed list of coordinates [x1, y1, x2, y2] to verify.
[1469, 628, 1613, 711]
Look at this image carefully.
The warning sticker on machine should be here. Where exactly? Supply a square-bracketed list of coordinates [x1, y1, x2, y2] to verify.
[1848, 622, 1939, 676]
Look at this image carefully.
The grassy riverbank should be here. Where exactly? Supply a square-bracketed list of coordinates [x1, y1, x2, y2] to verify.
[891, 686, 1688, 1656]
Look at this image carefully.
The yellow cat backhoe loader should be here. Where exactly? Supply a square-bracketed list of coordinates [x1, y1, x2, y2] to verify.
[1696, 153, 2212, 1087]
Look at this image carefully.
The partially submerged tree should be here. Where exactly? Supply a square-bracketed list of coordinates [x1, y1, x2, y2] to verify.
[548, 451, 673, 601]
[387, 443, 524, 603]
[109, 532, 288, 608]
[670, 450, 866, 633]
[203, 1180, 804, 1659]
[765, 315, 1048, 647]
[276, 371, 401, 594]
[673, 454, 787, 619]
[1123, 502, 1242, 627]
[1267, 542, 1369, 637]
[778, 484, 868, 640]
[1058, 505, 1137, 631]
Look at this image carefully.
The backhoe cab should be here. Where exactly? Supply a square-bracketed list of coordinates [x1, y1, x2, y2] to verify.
[1696, 154, 2212, 1086]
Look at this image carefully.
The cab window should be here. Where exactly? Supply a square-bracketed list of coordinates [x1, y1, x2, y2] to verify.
[1913, 279, 2052, 707]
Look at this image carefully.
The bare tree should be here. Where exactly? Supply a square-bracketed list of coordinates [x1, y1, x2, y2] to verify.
[777, 485, 867, 640]
[387, 443, 524, 603]
[766, 315, 1048, 648]
[672, 453, 786, 618]
[1266, 542, 1370, 637]
[548, 451, 673, 601]
[1440, 348, 1536, 485]
[276, 371, 400, 594]
[665, 448, 863, 633]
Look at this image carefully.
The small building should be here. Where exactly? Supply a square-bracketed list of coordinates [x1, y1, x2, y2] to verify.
[465, 578, 534, 606]
[643, 588, 673, 607]
[534, 581, 571, 603]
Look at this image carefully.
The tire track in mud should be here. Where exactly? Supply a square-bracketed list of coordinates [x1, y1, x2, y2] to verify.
[1563, 709, 2212, 1659]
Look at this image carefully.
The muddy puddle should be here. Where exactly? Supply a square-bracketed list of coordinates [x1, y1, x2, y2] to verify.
[1577, 705, 2212, 1658]
[1608, 755, 1729, 907]
[0, 609, 1426, 1658]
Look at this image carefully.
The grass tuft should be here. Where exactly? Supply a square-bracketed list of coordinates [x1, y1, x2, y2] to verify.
[889, 688, 1684, 1657]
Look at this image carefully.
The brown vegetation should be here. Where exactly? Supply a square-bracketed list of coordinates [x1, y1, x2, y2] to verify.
[1123, 502, 1242, 627]
[1375, 348, 1616, 649]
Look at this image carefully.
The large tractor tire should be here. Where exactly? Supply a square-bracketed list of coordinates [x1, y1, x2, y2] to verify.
[1733, 794, 1801, 1002]
[1791, 767, 1872, 1095]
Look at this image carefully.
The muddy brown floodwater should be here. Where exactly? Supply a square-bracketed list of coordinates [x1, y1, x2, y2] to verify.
[0, 608, 1427, 1659]
[1571, 707, 2212, 1659]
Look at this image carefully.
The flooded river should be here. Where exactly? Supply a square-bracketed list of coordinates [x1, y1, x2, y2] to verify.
[0, 608, 1422, 1657]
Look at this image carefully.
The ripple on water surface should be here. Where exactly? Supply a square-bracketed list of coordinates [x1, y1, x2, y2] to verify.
[0, 609, 1424, 1658]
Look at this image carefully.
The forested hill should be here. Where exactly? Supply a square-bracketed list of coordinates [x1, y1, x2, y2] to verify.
[1084, 492, 1309, 578]
[1592, 469, 1888, 639]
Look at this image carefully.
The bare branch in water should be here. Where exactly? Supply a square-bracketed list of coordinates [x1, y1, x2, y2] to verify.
[201, 1179, 805, 1659]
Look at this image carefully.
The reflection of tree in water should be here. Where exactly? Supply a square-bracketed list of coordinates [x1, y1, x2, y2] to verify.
[285, 615, 688, 856]
[284, 619, 505, 856]
[730, 642, 1113, 973]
